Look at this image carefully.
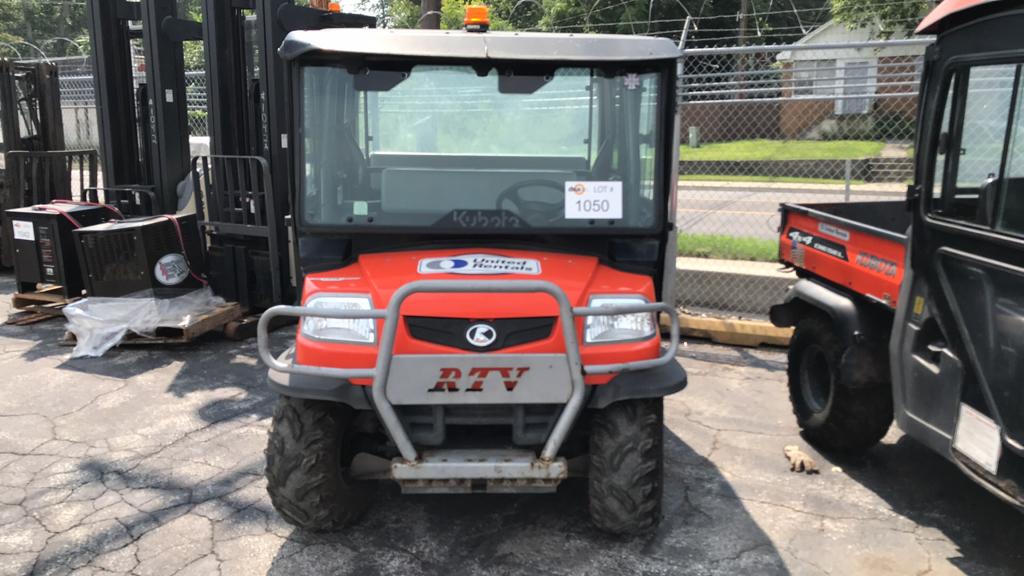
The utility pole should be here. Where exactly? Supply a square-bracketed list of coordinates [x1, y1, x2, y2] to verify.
[738, 0, 749, 47]
[420, 0, 441, 29]
[736, 0, 750, 98]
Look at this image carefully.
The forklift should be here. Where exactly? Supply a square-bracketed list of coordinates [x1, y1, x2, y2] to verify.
[256, 7, 686, 534]
[84, 0, 372, 312]
[771, 0, 1024, 512]
[0, 57, 98, 268]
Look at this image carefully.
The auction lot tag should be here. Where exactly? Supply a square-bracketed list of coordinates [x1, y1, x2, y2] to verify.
[953, 403, 1002, 475]
[12, 220, 34, 241]
[564, 181, 623, 220]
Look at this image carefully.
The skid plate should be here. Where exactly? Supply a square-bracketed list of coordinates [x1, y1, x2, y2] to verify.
[391, 449, 568, 493]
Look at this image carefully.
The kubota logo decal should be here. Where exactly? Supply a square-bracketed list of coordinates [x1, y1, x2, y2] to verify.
[429, 367, 531, 392]
[465, 324, 497, 347]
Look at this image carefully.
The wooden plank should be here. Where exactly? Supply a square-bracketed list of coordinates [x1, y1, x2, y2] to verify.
[666, 313, 793, 348]
[5, 311, 56, 326]
[12, 290, 72, 308]
[181, 303, 245, 340]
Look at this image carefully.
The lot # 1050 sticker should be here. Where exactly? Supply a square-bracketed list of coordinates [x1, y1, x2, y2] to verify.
[564, 181, 623, 219]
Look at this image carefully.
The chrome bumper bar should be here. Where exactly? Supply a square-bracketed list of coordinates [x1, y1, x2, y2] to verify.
[257, 280, 680, 466]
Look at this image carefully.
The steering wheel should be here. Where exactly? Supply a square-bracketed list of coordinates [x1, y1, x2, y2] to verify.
[495, 179, 565, 224]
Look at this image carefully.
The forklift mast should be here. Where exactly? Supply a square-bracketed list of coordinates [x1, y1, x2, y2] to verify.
[197, 1, 374, 309]
[0, 59, 65, 154]
[86, 0, 201, 214]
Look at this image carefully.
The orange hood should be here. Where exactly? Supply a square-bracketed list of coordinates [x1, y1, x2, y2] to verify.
[295, 248, 661, 384]
[302, 249, 655, 317]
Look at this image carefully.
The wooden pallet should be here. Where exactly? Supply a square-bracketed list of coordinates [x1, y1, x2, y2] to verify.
[62, 302, 245, 346]
[6, 288, 80, 325]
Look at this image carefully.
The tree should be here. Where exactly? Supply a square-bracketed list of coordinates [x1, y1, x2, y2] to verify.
[0, 1, 90, 58]
[831, 0, 934, 39]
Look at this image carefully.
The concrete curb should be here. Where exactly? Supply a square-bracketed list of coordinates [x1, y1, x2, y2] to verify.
[676, 257, 796, 318]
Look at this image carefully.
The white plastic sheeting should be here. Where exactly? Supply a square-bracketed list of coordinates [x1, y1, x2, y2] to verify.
[63, 288, 226, 358]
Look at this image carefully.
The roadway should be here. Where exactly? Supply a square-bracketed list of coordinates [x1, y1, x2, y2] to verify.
[676, 181, 906, 241]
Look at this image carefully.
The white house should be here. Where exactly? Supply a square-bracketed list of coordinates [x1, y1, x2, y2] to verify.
[776, 19, 928, 117]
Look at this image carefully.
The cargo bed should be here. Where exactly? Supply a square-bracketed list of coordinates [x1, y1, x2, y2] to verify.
[779, 201, 910, 309]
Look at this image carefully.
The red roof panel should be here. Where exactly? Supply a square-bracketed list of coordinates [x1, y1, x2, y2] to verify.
[917, 0, 1009, 34]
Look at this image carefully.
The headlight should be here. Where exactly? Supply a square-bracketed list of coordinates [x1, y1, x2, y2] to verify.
[301, 295, 376, 344]
[584, 296, 657, 344]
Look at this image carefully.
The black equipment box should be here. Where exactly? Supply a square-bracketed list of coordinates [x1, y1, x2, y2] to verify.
[74, 214, 207, 297]
[5, 204, 111, 297]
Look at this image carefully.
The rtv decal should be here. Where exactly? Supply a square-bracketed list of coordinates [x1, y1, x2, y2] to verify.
[787, 228, 848, 261]
[430, 367, 532, 393]
[417, 254, 542, 275]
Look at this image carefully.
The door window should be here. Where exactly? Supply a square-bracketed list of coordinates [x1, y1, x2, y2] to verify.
[931, 63, 1021, 229]
[930, 79, 957, 201]
[999, 71, 1024, 235]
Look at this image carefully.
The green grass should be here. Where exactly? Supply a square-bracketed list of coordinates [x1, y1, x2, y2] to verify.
[679, 139, 886, 162]
[678, 233, 779, 262]
[680, 174, 866, 185]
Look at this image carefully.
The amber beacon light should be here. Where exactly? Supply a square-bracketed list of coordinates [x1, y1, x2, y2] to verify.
[464, 5, 490, 32]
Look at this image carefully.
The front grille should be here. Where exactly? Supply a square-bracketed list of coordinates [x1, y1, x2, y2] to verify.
[398, 404, 562, 446]
[405, 316, 556, 352]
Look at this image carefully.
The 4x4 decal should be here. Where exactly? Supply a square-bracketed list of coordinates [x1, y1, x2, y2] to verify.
[429, 367, 532, 392]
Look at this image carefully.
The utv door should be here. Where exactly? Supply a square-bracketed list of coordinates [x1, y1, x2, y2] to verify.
[892, 11, 1024, 507]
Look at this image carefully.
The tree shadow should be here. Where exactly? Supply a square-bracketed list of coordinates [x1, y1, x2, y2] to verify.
[266, 427, 791, 575]
[822, 435, 1024, 574]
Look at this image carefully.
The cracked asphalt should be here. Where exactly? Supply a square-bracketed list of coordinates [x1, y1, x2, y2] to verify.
[0, 272, 1021, 576]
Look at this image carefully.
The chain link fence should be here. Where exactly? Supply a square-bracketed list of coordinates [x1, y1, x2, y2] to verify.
[676, 37, 932, 319]
[41, 35, 935, 322]
[55, 67, 210, 152]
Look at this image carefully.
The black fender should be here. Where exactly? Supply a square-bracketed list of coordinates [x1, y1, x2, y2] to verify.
[770, 279, 893, 387]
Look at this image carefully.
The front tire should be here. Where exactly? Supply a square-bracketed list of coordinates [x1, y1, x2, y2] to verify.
[588, 398, 664, 535]
[788, 316, 893, 454]
[265, 396, 368, 531]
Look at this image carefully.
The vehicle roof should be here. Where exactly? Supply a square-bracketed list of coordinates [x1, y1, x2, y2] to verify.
[916, 0, 1014, 34]
[278, 28, 681, 63]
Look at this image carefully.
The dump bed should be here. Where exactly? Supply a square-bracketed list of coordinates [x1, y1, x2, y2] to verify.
[779, 201, 910, 309]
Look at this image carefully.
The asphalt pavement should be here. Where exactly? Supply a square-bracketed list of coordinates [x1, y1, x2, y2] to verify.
[0, 272, 1021, 576]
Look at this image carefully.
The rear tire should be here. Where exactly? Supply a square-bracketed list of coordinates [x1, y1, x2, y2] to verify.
[588, 398, 663, 535]
[265, 396, 369, 531]
[788, 316, 893, 454]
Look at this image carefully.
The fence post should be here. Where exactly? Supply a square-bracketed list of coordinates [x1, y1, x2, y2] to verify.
[844, 159, 852, 202]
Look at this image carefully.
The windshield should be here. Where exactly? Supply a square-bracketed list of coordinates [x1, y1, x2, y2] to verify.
[299, 63, 663, 231]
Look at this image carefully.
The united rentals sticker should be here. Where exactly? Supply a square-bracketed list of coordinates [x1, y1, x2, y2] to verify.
[787, 228, 848, 261]
[154, 253, 190, 286]
[417, 254, 542, 275]
[817, 222, 851, 241]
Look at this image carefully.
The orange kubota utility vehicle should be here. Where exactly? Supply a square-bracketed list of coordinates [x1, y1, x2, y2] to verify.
[256, 12, 685, 534]
[772, 0, 1024, 512]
